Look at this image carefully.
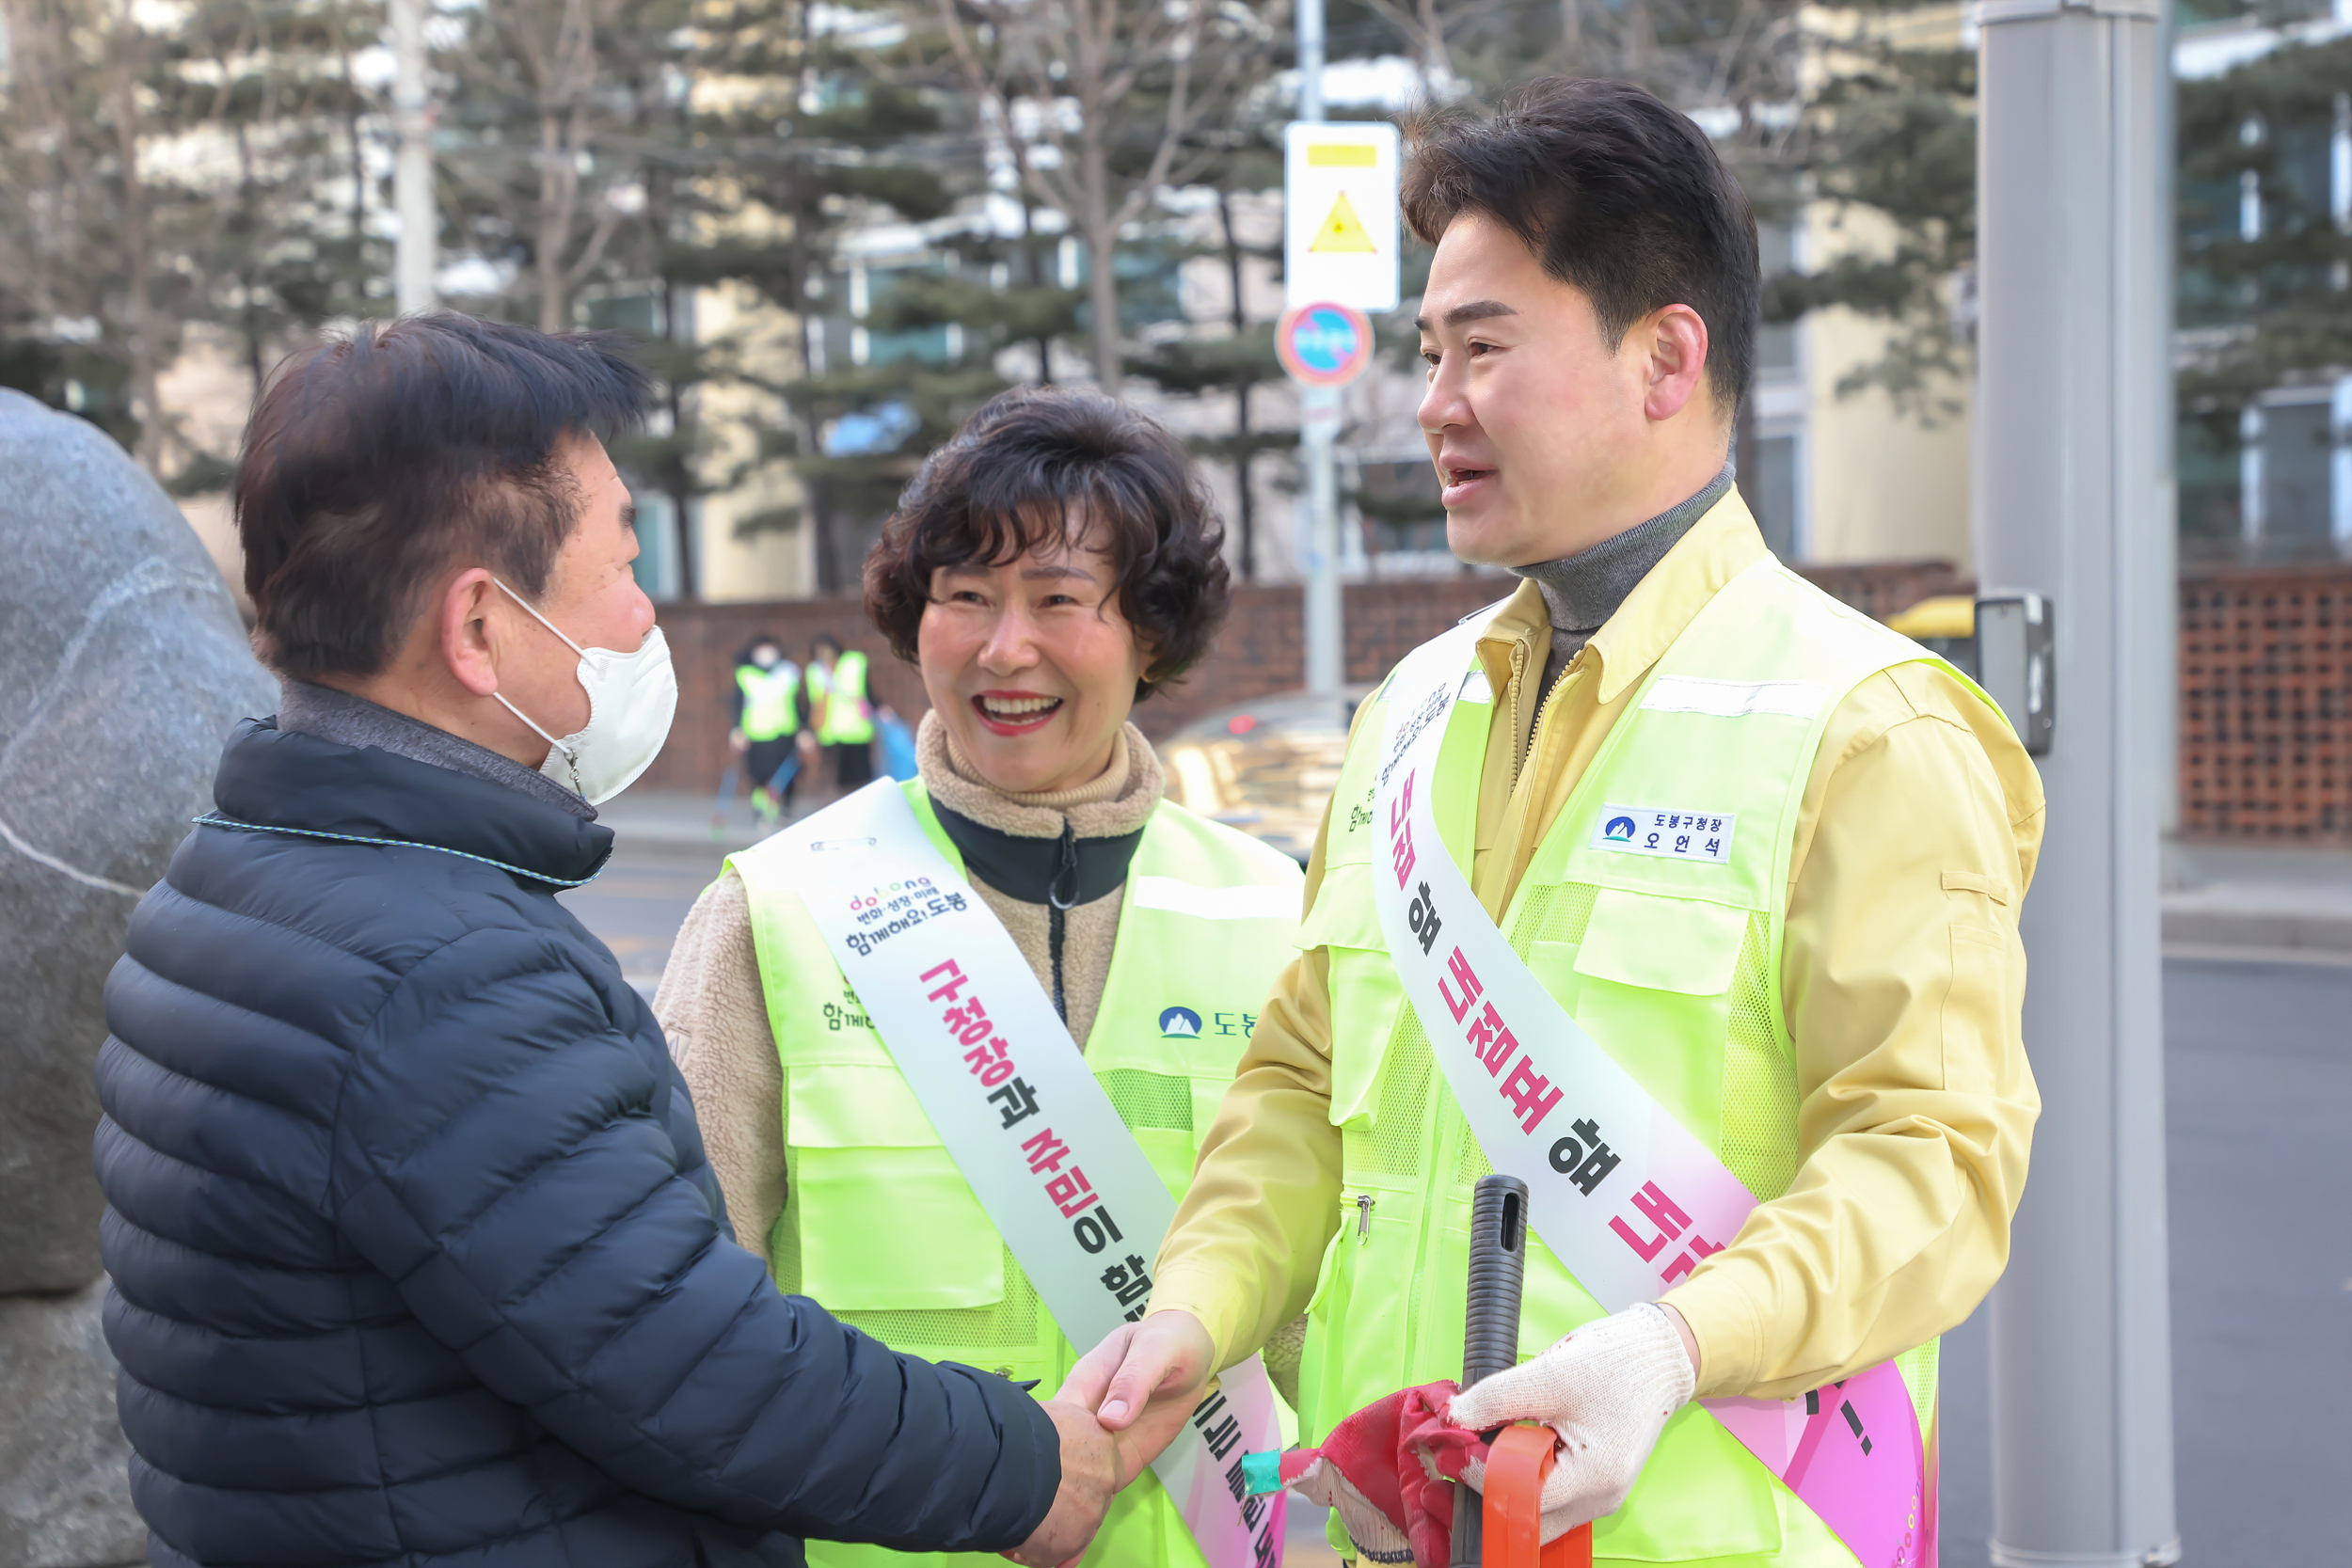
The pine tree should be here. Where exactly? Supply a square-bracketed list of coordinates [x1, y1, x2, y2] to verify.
[1121, 126, 1290, 579]
[2175, 39, 2352, 405]
[0, 0, 379, 474]
[1760, 33, 1977, 425]
[701, 1, 1079, 591]
[927, 0, 1284, 396]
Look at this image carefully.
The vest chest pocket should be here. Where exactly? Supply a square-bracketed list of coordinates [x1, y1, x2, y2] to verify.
[1302, 863, 1404, 1127]
[785, 1063, 1005, 1311]
[1567, 888, 1752, 1155]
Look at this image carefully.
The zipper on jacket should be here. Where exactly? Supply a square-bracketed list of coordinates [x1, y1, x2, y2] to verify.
[1513, 646, 1579, 789]
[1047, 820, 1079, 1023]
[1506, 641, 1531, 782]
[1356, 1193, 1377, 1243]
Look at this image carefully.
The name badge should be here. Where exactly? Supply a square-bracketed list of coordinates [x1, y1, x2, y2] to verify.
[1592, 803, 1735, 864]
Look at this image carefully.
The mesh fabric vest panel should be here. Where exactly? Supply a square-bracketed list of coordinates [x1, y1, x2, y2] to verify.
[1296, 562, 1994, 1566]
[731, 781, 1304, 1568]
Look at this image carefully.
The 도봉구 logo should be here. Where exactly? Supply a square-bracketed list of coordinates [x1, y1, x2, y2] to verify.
[1159, 1006, 1202, 1038]
[1603, 815, 1638, 842]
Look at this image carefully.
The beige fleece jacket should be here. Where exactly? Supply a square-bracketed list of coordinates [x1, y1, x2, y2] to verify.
[657, 712, 1156, 1268]
[657, 711, 1309, 1402]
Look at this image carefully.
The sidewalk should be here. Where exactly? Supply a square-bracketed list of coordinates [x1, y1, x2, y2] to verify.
[2164, 839, 2352, 965]
[595, 784, 795, 854]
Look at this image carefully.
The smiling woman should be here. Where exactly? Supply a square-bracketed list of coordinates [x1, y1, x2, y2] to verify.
[860, 389, 1225, 796]
[654, 387, 1311, 1568]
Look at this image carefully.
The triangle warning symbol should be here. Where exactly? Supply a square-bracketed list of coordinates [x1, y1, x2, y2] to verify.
[1310, 191, 1378, 254]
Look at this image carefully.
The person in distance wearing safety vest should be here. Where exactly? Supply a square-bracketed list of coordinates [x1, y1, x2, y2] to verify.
[809, 630, 879, 796]
[731, 632, 809, 822]
[657, 386, 1309, 1568]
[1065, 78, 2044, 1567]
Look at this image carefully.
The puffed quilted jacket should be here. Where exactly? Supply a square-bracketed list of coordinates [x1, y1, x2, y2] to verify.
[93, 719, 1059, 1568]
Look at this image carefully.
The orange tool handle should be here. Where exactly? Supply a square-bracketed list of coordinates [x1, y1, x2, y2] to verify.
[1482, 1423, 1594, 1568]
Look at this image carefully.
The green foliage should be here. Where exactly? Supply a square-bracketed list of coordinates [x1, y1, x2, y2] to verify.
[2174, 35, 2352, 429]
[0, 0, 386, 469]
[166, 451, 241, 498]
[1313, 0, 1972, 426]
[1768, 43, 1978, 423]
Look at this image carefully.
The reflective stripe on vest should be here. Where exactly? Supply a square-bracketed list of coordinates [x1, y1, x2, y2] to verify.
[737, 663, 802, 740]
[1299, 560, 1999, 1567]
[730, 781, 1304, 1568]
[819, 651, 875, 743]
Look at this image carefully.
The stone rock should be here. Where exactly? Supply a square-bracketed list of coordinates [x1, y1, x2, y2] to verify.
[0, 389, 275, 1295]
[0, 1277, 145, 1567]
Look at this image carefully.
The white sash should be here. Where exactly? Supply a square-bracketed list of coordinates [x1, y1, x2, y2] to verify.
[1370, 617, 1926, 1568]
[1373, 619, 1759, 1304]
[777, 781, 1287, 1568]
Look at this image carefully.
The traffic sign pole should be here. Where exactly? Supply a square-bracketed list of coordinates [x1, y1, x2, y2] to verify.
[1295, 0, 1337, 700]
[1278, 298, 1371, 698]
[1283, 8, 1399, 704]
[1302, 385, 1342, 697]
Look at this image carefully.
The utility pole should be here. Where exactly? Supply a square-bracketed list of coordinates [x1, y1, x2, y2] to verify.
[1974, 0, 2180, 1562]
[390, 0, 437, 314]
[1295, 0, 1343, 699]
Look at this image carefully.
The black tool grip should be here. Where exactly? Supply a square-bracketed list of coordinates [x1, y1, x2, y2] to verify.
[1451, 1173, 1531, 1568]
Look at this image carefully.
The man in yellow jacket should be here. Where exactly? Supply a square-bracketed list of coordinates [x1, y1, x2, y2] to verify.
[1065, 77, 2042, 1565]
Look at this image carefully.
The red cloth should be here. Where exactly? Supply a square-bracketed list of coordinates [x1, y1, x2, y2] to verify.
[1278, 1382, 1491, 1568]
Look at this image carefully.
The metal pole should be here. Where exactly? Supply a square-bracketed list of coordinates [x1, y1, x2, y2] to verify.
[390, 0, 437, 315]
[1975, 0, 2179, 1563]
[1298, 0, 1324, 121]
[1302, 393, 1343, 695]
[1295, 0, 1344, 699]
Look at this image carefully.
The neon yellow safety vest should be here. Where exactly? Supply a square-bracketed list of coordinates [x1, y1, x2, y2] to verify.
[818, 651, 876, 744]
[730, 781, 1305, 1568]
[1296, 562, 2000, 1566]
[737, 662, 803, 741]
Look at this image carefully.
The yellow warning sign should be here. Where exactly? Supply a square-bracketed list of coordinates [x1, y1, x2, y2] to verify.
[1310, 191, 1378, 254]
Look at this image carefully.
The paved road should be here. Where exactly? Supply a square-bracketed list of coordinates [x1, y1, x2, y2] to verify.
[564, 844, 2348, 1565]
[1937, 955, 2350, 1567]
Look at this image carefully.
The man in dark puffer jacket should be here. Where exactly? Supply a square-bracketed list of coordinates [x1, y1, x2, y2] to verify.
[93, 316, 1123, 1568]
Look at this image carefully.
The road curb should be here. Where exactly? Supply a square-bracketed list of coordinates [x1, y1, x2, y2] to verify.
[2161, 905, 2352, 959]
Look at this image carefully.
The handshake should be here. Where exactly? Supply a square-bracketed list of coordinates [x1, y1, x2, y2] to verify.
[1009, 1311, 1222, 1565]
[1014, 1303, 1700, 1565]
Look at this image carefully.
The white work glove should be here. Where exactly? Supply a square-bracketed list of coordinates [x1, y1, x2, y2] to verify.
[1281, 1453, 1416, 1566]
[1446, 1303, 1696, 1542]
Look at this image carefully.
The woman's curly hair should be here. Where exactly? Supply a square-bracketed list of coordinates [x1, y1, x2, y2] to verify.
[863, 387, 1232, 702]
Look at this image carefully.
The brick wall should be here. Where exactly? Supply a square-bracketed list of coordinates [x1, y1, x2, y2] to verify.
[1792, 560, 1972, 621]
[1128, 572, 1525, 740]
[640, 561, 1965, 792]
[639, 561, 2352, 843]
[2179, 562, 2352, 840]
[644, 599, 929, 796]
[637, 575, 1522, 792]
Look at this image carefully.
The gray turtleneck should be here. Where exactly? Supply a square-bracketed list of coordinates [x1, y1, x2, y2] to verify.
[278, 679, 596, 820]
[1509, 461, 1735, 742]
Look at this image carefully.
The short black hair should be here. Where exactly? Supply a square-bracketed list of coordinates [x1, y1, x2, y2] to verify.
[1404, 77, 1758, 411]
[235, 314, 651, 679]
[812, 632, 842, 656]
[864, 387, 1231, 702]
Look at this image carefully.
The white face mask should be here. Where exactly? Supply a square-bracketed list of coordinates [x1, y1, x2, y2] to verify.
[490, 578, 677, 804]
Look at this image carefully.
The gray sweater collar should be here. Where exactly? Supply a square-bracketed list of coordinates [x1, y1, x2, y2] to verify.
[1505, 463, 1735, 738]
[277, 680, 596, 821]
[1510, 463, 1735, 641]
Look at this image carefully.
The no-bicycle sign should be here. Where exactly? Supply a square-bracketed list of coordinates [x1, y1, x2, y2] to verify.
[1277, 302, 1375, 388]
